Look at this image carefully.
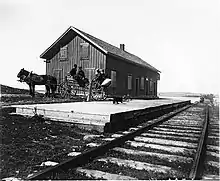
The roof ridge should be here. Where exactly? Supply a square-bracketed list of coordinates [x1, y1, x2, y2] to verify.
[40, 26, 160, 73]
[75, 27, 119, 51]
[75, 27, 160, 72]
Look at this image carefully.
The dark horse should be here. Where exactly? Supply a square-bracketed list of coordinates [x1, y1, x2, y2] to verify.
[17, 68, 57, 97]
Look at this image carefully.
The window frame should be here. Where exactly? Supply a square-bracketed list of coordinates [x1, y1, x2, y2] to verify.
[140, 77, 145, 90]
[80, 42, 90, 60]
[59, 45, 68, 61]
[127, 74, 132, 90]
[111, 70, 117, 88]
[149, 79, 154, 92]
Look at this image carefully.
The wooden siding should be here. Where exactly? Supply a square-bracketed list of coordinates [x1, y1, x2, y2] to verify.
[44, 33, 159, 98]
[106, 55, 159, 97]
[46, 35, 106, 84]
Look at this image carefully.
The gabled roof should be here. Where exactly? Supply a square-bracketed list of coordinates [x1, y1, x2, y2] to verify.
[40, 26, 160, 73]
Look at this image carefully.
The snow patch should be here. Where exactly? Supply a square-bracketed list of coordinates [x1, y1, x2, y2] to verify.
[83, 134, 101, 141]
[67, 152, 81, 156]
[111, 134, 123, 138]
[40, 161, 58, 167]
[86, 143, 100, 147]
[2, 177, 22, 181]
[102, 138, 115, 141]
[129, 127, 138, 131]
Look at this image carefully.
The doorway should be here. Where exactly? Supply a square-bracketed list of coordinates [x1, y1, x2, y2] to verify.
[135, 78, 139, 96]
[145, 80, 149, 95]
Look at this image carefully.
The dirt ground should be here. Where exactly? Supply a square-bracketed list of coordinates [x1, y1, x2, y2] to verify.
[1, 106, 100, 179]
[0, 85, 100, 179]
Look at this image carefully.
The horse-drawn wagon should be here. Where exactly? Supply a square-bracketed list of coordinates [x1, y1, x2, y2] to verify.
[57, 74, 111, 101]
[17, 68, 111, 101]
[58, 75, 89, 98]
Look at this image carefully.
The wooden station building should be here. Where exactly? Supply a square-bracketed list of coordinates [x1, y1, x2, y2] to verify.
[40, 26, 160, 98]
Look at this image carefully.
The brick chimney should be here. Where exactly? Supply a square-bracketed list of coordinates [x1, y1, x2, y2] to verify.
[120, 44, 125, 51]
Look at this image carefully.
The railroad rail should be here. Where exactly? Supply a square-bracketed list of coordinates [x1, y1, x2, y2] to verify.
[28, 102, 215, 180]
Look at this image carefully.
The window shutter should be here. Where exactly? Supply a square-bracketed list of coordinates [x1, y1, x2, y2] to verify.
[140, 77, 144, 90]
[60, 45, 68, 60]
[150, 79, 154, 92]
[111, 70, 117, 87]
[80, 43, 89, 60]
[128, 75, 132, 90]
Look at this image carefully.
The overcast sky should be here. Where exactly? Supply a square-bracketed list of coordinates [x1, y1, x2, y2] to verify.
[0, 0, 219, 94]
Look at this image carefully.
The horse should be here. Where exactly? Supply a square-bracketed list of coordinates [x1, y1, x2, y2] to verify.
[17, 68, 57, 97]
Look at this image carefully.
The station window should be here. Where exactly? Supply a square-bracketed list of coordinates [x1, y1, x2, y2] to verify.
[128, 75, 132, 90]
[111, 70, 117, 87]
[80, 42, 89, 60]
[149, 79, 154, 92]
[60, 45, 68, 60]
[140, 77, 145, 90]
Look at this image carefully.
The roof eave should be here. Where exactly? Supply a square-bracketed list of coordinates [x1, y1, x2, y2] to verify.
[40, 27, 72, 59]
[108, 52, 160, 73]
[70, 26, 108, 54]
[40, 26, 108, 59]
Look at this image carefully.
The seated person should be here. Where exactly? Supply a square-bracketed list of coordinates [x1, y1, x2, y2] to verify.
[100, 69, 106, 83]
[70, 64, 77, 78]
[76, 66, 87, 87]
[95, 69, 101, 83]
[77, 66, 85, 80]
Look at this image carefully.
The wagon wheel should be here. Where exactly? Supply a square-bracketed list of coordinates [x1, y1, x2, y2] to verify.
[91, 90, 100, 101]
[69, 84, 78, 97]
[99, 88, 107, 100]
[91, 88, 105, 101]
[89, 81, 102, 101]
[102, 91, 107, 100]
[81, 84, 89, 97]
[92, 89, 107, 101]
[58, 82, 70, 98]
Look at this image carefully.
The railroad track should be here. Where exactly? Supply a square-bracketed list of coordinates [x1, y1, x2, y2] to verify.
[28, 102, 218, 180]
[201, 104, 219, 180]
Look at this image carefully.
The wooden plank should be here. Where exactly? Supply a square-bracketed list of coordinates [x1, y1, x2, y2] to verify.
[46, 34, 106, 84]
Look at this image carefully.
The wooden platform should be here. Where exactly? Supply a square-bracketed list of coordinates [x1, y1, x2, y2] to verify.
[11, 99, 189, 132]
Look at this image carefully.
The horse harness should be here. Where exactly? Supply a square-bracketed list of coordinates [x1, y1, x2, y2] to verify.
[18, 71, 32, 83]
[19, 71, 44, 84]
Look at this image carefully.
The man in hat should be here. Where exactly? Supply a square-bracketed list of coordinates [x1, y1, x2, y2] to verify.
[70, 64, 77, 78]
